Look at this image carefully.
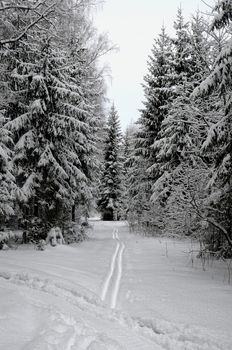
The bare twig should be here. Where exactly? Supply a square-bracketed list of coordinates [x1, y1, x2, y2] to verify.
[0, 1, 47, 12]
[200, 0, 214, 10]
[0, 5, 31, 11]
[190, 193, 232, 249]
[0, 1, 58, 46]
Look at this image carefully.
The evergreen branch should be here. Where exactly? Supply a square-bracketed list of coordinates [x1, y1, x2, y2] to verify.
[172, 118, 207, 127]
[204, 206, 225, 215]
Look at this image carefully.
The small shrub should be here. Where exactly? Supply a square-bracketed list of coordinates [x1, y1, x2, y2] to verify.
[63, 222, 88, 244]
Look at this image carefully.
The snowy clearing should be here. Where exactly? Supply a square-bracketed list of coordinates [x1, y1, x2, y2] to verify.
[0, 220, 232, 350]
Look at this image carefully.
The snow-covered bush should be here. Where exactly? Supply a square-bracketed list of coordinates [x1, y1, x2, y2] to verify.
[46, 227, 65, 247]
[63, 222, 88, 244]
[0, 231, 9, 244]
[35, 239, 46, 251]
[0, 229, 23, 249]
[24, 217, 51, 244]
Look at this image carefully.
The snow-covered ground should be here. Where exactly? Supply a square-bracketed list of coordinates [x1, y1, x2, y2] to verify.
[0, 220, 231, 350]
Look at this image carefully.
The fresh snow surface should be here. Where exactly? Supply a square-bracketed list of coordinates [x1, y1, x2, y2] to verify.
[0, 220, 232, 350]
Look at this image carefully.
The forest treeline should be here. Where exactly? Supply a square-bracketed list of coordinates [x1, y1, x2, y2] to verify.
[99, 2, 232, 258]
[0, 0, 109, 234]
[0, 0, 232, 258]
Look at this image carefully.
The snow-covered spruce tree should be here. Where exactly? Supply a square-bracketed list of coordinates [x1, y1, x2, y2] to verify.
[119, 126, 136, 220]
[1, 0, 107, 228]
[149, 9, 195, 226]
[171, 7, 193, 81]
[136, 26, 174, 175]
[60, 15, 108, 222]
[0, 34, 15, 221]
[128, 152, 156, 232]
[130, 26, 175, 230]
[0, 112, 15, 221]
[192, 0, 232, 256]
[149, 10, 213, 236]
[98, 105, 123, 221]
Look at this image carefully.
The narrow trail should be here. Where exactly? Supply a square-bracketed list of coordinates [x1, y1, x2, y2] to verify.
[111, 231, 125, 309]
[0, 270, 227, 350]
[0, 221, 230, 350]
[101, 228, 125, 309]
[100, 229, 120, 302]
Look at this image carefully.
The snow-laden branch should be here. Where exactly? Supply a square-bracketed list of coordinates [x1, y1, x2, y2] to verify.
[0, 1, 58, 46]
[189, 191, 232, 249]
[0, 5, 31, 11]
[0, 0, 47, 12]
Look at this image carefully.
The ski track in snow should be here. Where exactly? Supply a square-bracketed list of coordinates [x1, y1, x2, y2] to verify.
[1, 222, 232, 350]
[111, 234, 125, 309]
[101, 229, 120, 302]
[101, 228, 125, 309]
[0, 267, 231, 349]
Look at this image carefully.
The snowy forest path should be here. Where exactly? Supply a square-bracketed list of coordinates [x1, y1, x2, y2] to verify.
[0, 220, 232, 349]
[100, 228, 125, 309]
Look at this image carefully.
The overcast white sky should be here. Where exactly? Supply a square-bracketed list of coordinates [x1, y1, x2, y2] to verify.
[93, 0, 212, 130]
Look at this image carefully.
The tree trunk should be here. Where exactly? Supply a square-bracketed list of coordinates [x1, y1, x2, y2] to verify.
[72, 204, 75, 222]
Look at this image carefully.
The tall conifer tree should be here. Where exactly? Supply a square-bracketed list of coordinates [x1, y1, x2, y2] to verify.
[0, 113, 15, 218]
[152, 10, 209, 203]
[98, 105, 123, 221]
[0, 0, 107, 225]
[192, 0, 232, 253]
[129, 27, 174, 225]
[137, 26, 174, 172]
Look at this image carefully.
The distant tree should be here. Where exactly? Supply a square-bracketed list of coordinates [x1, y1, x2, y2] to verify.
[119, 125, 136, 220]
[98, 105, 123, 221]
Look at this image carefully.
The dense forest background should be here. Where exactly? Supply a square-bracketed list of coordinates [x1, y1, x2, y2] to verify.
[0, 0, 232, 258]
